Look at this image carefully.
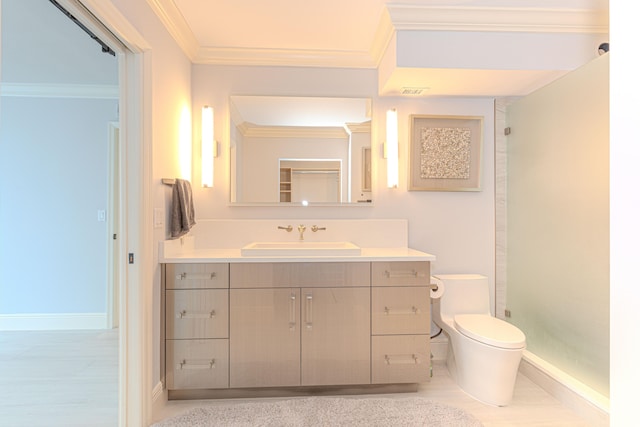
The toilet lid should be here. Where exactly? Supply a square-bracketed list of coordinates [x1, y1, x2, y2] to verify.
[454, 314, 526, 349]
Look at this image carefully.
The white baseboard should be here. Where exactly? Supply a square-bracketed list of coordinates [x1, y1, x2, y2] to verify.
[520, 351, 610, 427]
[0, 313, 107, 330]
[152, 381, 167, 419]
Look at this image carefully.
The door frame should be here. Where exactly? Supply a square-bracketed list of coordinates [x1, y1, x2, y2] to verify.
[58, 1, 154, 425]
[107, 121, 120, 329]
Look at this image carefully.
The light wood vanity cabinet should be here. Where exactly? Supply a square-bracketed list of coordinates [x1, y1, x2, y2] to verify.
[163, 260, 431, 395]
[229, 263, 371, 388]
[164, 263, 230, 390]
[371, 261, 431, 384]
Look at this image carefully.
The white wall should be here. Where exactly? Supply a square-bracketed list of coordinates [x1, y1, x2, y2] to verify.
[610, 0, 640, 424]
[191, 64, 496, 309]
[106, 0, 193, 388]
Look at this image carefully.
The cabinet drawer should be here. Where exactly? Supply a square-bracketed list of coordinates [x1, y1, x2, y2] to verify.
[166, 289, 228, 339]
[371, 262, 429, 287]
[372, 287, 430, 335]
[166, 263, 229, 289]
[372, 335, 430, 384]
[230, 262, 370, 288]
[166, 339, 229, 390]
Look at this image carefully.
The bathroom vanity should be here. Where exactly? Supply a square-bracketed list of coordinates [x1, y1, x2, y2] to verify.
[160, 219, 436, 399]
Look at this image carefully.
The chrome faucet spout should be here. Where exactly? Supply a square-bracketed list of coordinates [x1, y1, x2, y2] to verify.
[297, 224, 306, 240]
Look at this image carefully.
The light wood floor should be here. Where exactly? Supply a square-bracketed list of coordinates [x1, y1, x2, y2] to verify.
[0, 330, 595, 426]
[0, 329, 118, 427]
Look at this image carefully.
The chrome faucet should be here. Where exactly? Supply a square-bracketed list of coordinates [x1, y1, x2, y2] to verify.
[297, 224, 306, 240]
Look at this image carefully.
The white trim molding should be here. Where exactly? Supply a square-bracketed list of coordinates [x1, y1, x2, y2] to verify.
[386, 5, 609, 34]
[520, 351, 610, 427]
[1, 83, 119, 99]
[144, 3, 608, 68]
[0, 313, 107, 331]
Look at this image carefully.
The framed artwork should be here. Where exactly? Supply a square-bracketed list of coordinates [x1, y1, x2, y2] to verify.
[408, 115, 483, 191]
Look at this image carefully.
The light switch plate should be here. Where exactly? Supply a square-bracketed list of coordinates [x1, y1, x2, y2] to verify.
[154, 208, 164, 228]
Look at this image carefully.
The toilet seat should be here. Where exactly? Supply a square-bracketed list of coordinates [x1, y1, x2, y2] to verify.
[454, 314, 526, 349]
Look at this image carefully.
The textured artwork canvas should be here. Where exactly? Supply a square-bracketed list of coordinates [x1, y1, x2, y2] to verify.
[409, 115, 482, 191]
[420, 127, 471, 180]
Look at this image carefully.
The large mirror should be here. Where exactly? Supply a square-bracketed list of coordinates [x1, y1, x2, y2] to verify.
[229, 96, 372, 205]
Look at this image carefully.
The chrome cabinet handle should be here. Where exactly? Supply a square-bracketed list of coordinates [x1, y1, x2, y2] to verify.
[384, 354, 420, 365]
[384, 306, 420, 315]
[384, 270, 424, 278]
[289, 292, 297, 331]
[176, 309, 216, 319]
[305, 293, 313, 330]
[177, 359, 215, 370]
[176, 272, 217, 280]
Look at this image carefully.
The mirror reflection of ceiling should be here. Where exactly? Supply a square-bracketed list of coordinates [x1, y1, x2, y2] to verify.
[231, 96, 372, 128]
[0, 0, 118, 85]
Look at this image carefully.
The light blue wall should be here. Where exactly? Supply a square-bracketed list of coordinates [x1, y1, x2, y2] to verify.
[0, 96, 117, 314]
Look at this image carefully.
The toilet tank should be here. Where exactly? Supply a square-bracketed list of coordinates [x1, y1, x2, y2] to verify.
[434, 274, 491, 317]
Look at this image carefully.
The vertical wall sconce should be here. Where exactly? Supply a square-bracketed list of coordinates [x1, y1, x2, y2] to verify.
[201, 105, 216, 188]
[385, 108, 399, 188]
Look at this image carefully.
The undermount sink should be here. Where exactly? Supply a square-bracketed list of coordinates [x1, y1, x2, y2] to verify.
[241, 241, 361, 256]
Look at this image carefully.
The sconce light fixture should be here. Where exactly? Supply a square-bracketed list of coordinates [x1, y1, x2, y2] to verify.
[385, 108, 399, 188]
[201, 105, 216, 188]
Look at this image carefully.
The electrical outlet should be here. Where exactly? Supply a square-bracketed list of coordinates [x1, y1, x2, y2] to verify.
[98, 210, 106, 222]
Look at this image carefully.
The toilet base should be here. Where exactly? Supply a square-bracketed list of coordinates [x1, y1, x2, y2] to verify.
[445, 331, 524, 406]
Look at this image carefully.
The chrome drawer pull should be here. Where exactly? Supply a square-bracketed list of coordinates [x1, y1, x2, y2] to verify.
[176, 272, 217, 280]
[384, 270, 425, 279]
[177, 359, 215, 370]
[384, 354, 420, 365]
[384, 306, 419, 315]
[177, 309, 216, 319]
[289, 293, 297, 331]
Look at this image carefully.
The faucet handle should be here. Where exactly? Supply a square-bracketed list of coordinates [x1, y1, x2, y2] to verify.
[311, 225, 326, 232]
[278, 225, 293, 232]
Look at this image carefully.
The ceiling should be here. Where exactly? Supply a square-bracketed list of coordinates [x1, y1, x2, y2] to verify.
[148, 0, 609, 97]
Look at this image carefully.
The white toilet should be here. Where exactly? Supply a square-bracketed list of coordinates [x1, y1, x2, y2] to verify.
[432, 274, 526, 406]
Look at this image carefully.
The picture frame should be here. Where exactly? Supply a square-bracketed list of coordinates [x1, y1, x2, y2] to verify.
[408, 115, 483, 191]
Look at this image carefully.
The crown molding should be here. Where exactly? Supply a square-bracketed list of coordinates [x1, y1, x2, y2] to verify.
[147, 3, 609, 68]
[1, 83, 119, 99]
[345, 121, 371, 134]
[370, 8, 395, 68]
[238, 123, 349, 139]
[386, 5, 609, 34]
[194, 46, 377, 68]
[145, 0, 199, 60]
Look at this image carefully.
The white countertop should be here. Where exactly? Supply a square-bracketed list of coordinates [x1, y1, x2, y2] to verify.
[160, 247, 436, 263]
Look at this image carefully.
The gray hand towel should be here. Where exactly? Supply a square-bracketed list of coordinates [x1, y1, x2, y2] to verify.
[170, 178, 196, 239]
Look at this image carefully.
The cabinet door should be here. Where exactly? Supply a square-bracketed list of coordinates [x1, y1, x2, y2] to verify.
[372, 335, 429, 384]
[166, 289, 228, 339]
[301, 287, 370, 386]
[371, 287, 430, 335]
[371, 261, 429, 287]
[229, 288, 300, 388]
[166, 263, 229, 289]
[166, 339, 229, 390]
